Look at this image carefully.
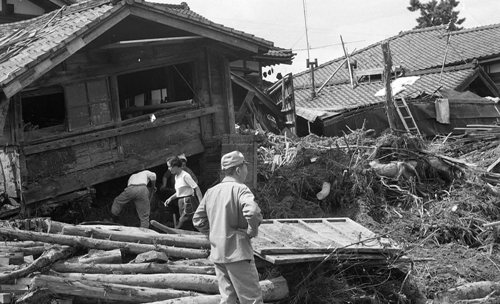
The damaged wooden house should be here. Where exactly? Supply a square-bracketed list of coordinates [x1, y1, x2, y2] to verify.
[0, 0, 293, 216]
[292, 24, 500, 137]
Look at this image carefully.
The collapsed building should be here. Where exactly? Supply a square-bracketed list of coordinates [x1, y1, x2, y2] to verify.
[291, 24, 500, 137]
[0, 0, 294, 216]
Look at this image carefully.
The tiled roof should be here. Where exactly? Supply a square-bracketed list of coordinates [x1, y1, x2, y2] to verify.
[294, 24, 500, 89]
[0, 0, 117, 88]
[0, 0, 278, 94]
[295, 66, 477, 115]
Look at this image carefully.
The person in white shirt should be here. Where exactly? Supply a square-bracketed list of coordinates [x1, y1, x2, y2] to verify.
[164, 157, 203, 230]
[111, 170, 156, 228]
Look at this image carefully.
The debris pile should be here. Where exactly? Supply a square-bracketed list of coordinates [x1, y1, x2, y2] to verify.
[254, 128, 500, 303]
[0, 218, 289, 303]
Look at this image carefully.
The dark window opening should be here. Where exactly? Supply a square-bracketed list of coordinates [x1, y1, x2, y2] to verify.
[468, 77, 496, 97]
[117, 63, 195, 120]
[357, 74, 383, 83]
[21, 92, 65, 131]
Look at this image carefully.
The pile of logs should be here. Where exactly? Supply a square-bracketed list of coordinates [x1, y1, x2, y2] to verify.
[0, 219, 289, 303]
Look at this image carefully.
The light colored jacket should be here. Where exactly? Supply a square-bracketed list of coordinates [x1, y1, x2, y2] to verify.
[193, 176, 262, 263]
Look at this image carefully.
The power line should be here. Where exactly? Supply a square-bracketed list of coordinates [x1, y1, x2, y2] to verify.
[293, 40, 365, 51]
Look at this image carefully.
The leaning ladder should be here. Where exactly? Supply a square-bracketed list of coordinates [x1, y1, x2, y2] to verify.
[394, 97, 422, 137]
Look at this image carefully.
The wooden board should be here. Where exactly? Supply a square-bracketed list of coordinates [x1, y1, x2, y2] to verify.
[252, 218, 401, 264]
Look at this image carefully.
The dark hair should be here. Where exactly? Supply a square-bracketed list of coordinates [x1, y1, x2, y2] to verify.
[168, 157, 183, 168]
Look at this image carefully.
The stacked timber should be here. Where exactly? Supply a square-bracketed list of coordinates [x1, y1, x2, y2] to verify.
[454, 124, 500, 142]
[0, 219, 289, 304]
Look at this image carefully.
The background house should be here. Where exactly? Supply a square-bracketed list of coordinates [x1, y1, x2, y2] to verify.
[293, 24, 500, 137]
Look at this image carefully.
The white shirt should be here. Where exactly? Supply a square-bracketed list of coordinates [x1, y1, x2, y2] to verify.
[175, 170, 198, 197]
[127, 170, 156, 186]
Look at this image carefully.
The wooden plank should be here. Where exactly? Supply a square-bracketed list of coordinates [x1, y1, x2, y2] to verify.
[23, 107, 217, 155]
[100, 36, 204, 50]
[257, 247, 401, 255]
[257, 253, 412, 265]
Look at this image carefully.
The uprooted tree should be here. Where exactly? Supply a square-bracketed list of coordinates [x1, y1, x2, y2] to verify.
[407, 0, 465, 30]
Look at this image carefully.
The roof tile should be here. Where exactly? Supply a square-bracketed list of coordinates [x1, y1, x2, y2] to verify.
[0, 0, 283, 90]
[294, 24, 500, 89]
[296, 67, 476, 113]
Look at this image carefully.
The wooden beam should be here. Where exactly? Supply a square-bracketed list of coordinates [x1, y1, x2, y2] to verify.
[0, 227, 209, 258]
[0, 95, 10, 137]
[129, 6, 261, 54]
[235, 91, 255, 122]
[121, 100, 193, 114]
[100, 36, 204, 50]
[23, 106, 217, 155]
[223, 58, 235, 134]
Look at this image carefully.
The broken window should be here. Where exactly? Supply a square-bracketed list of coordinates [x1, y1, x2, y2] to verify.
[117, 63, 195, 120]
[21, 87, 65, 133]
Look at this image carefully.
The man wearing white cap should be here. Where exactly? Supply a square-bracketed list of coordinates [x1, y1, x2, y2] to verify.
[193, 151, 263, 304]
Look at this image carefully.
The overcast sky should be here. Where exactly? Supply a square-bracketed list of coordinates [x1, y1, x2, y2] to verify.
[155, 0, 499, 81]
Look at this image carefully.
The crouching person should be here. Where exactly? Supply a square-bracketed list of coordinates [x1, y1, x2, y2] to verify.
[111, 170, 156, 228]
[193, 151, 263, 304]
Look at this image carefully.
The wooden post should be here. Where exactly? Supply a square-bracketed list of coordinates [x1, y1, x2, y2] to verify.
[340, 35, 356, 89]
[381, 41, 397, 131]
[306, 58, 318, 98]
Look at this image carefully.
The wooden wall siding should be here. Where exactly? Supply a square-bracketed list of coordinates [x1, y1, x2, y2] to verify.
[24, 137, 119, 183]
[22, 111, 209, 204]
[120, 119, 201, 160]
[30, 43, 203, 91]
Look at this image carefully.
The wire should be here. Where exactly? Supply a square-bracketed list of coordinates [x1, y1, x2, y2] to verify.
[302, 0, 311, 60]
[293, 40, 365, 51]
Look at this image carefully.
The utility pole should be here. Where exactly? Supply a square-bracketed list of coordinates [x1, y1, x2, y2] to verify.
[302, 0, 317, 98]
[381, 41, 397, 131]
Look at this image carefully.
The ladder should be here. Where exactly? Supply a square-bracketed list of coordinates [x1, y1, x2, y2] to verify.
[394, 97, 422, 137]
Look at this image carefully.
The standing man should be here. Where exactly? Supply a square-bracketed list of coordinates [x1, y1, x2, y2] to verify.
[111, 170, 156, 228]
[193, 151, 263, 304]
[164, 157, 203, 230]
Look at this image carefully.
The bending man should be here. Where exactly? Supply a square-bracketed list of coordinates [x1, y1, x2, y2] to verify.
[111, 170, 156, 228]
